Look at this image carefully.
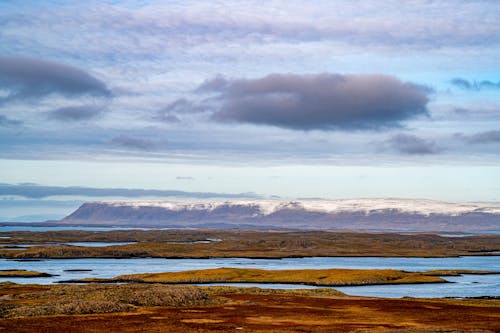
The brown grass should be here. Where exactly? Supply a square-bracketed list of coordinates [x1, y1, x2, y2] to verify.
[0, 283, 211, 318]
[0, 287, 498, 332]
[113, 267, 446, 286]
[0, 270, 52, 278]
[200, 285, 347, 297]
[7, 300, 133, 317]
[0, 230, 498, 258]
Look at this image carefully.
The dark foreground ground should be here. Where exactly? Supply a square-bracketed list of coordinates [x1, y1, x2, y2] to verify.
[1, 292, 499, 333]
[0, 283, 499, 333]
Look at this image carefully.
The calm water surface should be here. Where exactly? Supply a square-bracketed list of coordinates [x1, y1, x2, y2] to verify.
[1, 256, 498, 298]
[0, 226, 180, 232]
[1, 226, 499, 233]
[0, 242, 136, 249]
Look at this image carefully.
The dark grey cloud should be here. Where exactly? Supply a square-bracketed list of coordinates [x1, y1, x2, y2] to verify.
[110, 135, 158, 151]
[461, 130, 500, 144]
[0, 183, 259, 199]
[386, 134, 440, 155]
[450, 78, 500, 91]
[0, 56, 111, 104]
[47, 105, 104, 121]
[197, 73, 430, 130]
[0, 114, 22, 126]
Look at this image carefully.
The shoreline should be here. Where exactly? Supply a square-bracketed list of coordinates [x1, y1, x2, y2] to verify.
[3, 253, 500, 259]
[2, 221, 500, 233]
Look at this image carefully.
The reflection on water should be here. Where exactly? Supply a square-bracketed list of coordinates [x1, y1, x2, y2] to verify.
[0, 256, 498, 298]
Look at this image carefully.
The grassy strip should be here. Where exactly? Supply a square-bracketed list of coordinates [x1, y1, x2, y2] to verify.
[199, 285, 346, 297]
[0, 270, 53, 278]
[111, 268, 447, 286]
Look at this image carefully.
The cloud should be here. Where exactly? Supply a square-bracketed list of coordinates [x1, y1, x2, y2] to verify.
[176, 176, 194, 180]
[386, 134, 440, 155]
[110, 135, 158, 151]
[3, 1, 499, 61]
[0, 114, 22, 126]
[47, 105, 104, 121]
[461, 130, 500, 144]
[0, 183, 259, 200]
[197, 73, 430, 130]
[157, 98, 210, 122]
[0, 56, 111, 104]
[450, 78, 500, 91]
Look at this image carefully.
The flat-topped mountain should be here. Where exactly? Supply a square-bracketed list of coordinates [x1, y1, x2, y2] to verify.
[61, 198, 500, 231]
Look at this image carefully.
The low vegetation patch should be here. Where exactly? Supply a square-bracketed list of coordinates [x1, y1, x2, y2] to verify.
[114, 267, 446, 286]
[0, 270, 53, 278]
[200, 285, 346, 297]
[0, 283, 211, 318]
[7, 300, 133, 317]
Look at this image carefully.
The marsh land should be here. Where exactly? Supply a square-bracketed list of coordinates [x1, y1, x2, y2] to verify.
[0, 229, 499, 258]
[0, 229, 499, 332]
[0, 282, 499, 333]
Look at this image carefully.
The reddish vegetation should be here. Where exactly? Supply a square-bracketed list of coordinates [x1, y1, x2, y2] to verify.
[1, 291, 498, 333]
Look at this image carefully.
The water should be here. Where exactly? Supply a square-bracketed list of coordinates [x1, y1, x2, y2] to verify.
[1, 256, 498, 298]
[0, 242, 137, 249]
[1, 225, 499, 234]
[437, 233, 475, 237]
[63, 242, 137, 247]
[336, 274, 500, 298]
[0, 226, 181, 232]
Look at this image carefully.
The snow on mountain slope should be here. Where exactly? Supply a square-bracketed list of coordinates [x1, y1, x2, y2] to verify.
[100, 198, 500, 216]
[61, 198, 500, 231]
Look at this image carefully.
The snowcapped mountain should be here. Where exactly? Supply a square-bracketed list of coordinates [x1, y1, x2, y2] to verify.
[62, 198, 500, 231]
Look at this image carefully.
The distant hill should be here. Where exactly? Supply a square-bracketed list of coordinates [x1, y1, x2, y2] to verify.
[60, 198, 500, 231]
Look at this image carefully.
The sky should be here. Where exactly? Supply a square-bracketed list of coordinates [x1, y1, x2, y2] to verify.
[1, 1, 500, 219]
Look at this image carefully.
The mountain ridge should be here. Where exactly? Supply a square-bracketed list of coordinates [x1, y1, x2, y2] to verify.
[61, 198, 500, 231]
